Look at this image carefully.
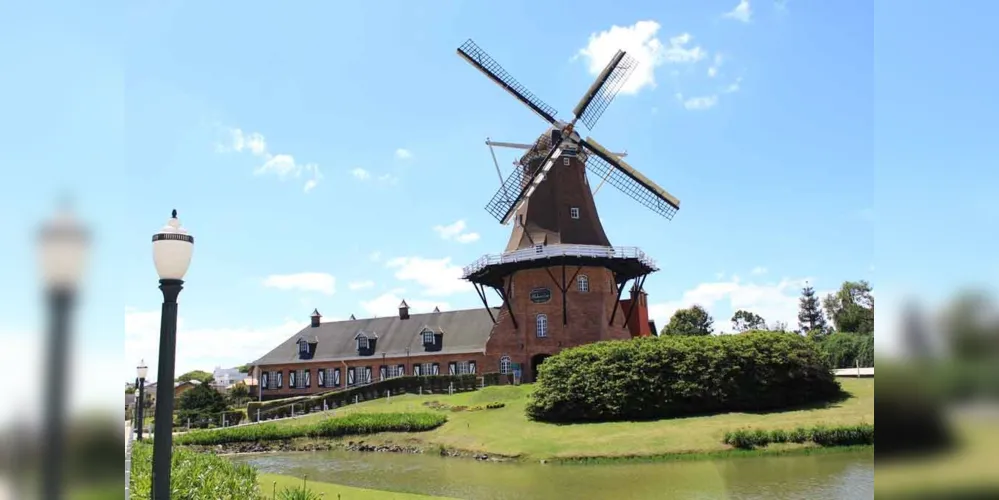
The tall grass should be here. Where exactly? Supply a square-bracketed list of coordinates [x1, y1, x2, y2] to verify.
[129, 441, 261, 499]
[175, 412, 447, 446]
[722, 423, 874, 450]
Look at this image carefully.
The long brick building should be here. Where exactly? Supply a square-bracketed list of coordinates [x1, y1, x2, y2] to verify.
[251, 135, 661, 400]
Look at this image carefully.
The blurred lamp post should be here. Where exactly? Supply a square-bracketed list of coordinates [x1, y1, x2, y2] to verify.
[150, 210, 194, 500]
[136, 359, 148, 440]
[37, 206, 88, 500]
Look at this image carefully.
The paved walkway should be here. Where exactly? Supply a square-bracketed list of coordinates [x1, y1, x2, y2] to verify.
[125, 422, 132, 500]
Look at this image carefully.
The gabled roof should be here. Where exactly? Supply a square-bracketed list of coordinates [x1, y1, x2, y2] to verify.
[353, 330, 378, 339]
[252, 307, 500, 365]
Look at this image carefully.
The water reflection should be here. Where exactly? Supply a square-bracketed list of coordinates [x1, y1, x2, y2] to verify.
[233, 448, 873, 500]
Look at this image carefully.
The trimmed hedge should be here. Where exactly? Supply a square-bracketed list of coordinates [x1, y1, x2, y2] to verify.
[130, 441, 260, 499]
[722, 423, 874, 449]
[248, 374, 485, 422]
[526, 332, 842, 422]
[174, 412, 446, 446]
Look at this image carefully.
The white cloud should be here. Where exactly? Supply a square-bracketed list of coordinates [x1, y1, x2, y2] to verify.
[751, 266, 768, 275]
[676, 93, 719, 110]
[125, 307, 305, 383]
[433, 220, 480, 244]
[724, 0, 753, 23]
[576, 21, 706, 95]
[348, 280, 375, 291]
[351, 168, 371, 180]
[218, 127, 322, 192]
[395, 148, 413, 160]
[649, 275, 834, 334]
[723, 77, 742, 93]
[385, 256, 471, 296]
[360, 289, 449, 318]
[262, 272, 336, 295]
[708, 53, 723, 77]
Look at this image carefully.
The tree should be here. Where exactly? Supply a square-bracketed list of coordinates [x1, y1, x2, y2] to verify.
[823, 280, 875, 334]
[798, 284, 829, 335]
[661, 305, 714, 336]
[125, 386, 135, 395]
[731, 310, 767, 332]
[227, 382, 251, 406]
[176, 383, 228, 428]
[177, 369, 214, 384]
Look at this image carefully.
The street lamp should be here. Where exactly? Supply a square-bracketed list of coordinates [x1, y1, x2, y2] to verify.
[136, 359, 148, 440]
[37, 205, 88, 500]
[150, 210, 194, 500]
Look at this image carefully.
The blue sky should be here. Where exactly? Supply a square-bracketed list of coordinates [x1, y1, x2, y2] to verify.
[0, 1, 995, 393]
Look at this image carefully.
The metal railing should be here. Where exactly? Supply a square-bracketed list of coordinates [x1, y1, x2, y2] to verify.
[462, 244, 657, 277]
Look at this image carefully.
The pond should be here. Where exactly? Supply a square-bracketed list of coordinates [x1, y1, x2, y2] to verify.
[233, 448, 873, 499]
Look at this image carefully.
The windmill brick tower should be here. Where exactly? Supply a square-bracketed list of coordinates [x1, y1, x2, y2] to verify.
[457, 40, 682, 382]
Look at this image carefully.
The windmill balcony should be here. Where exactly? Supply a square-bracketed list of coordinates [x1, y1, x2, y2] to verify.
[462, 244, 658, 282]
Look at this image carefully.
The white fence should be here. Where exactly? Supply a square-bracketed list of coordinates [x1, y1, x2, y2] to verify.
[462, 244, 657, 277]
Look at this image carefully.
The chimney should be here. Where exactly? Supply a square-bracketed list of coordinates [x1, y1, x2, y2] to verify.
[310, 308, 322, 328]
[621, 285, 652, 338]
[398, 300, 410, 320]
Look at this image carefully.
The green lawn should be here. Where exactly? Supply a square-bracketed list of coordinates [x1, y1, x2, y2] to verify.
[270, 378, 873, 460]
[260, 473, 456, 499]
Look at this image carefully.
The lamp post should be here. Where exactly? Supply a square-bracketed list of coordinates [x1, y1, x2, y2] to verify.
[150, 210, 194, 500]
[38, 206, 88, 500]
[136, 359, 148, 440]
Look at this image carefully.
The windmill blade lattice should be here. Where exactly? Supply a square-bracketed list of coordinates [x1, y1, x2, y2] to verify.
[484, 132, 561, 223]
[573, 51, 638, 130]
[581, 138, 680, 220]
[457, 39, 560, 125]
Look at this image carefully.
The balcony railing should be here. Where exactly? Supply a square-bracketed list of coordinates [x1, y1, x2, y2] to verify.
[462, 244, 657, 278]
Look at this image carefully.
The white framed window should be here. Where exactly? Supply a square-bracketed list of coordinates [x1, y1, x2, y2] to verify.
[500, 356, 512, 375]
[297, 370, 306, 388]
[388, 365, 403, 378]
[570, 207, 580, 219]
[536, 314, 548, 337]
[421, 363, 433, 376]
[535, 244, 544, 254]
[562, 157, 570, 166]
[577, 275, 589, 293]
[299, 341, 308, 354]
[421, 329, 435, 345]
[357, 336, 369, 350]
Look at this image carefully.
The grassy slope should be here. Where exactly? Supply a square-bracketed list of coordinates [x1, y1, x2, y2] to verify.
[260, 473, 456, 499]
[276, 378, 873, 460]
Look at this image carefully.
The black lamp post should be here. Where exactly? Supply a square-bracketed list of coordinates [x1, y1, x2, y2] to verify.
[150, 210, 194, 500]
[136, 359, 148, 440]
[38, 206, 88, 500]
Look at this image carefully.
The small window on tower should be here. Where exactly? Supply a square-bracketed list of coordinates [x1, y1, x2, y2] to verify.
[535, 245, 544, 254]
[570, 207, 580, 219]
[562, 157, 570, 166]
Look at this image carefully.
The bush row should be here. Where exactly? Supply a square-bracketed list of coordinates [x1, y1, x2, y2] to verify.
[248, 374, 487, 422]
[526, 331, 842, 422]
[130, 441, 260, 499]
[816, 332, 874, 369]
[722, 423, 874, 449]
[422, 400, 506, 412]
[174, 412, 447, 446]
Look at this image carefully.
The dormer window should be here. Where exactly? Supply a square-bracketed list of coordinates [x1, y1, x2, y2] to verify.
[421, 328, 435, 345]
[357, 336, 369, 350]
[299, 341, 308, 354]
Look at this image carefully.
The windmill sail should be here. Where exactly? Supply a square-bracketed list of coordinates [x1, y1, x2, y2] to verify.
[572, 50, 638, 130]
[457, 39, 559, 125]
[484, 132, 562, 224]
[580, 137, 680, 220]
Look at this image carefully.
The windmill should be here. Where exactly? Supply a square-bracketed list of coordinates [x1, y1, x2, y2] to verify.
[456, 39, 681, 227]
[484, 138, 629, 197]
[457, 39, 679, 374]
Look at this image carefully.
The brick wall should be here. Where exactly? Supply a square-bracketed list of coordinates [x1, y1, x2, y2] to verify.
[483, 265, 631, 382]
[256, 352, 490, 399]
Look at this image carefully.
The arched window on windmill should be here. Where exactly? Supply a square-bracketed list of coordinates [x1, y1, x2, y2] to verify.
[536, 314, 548, 338]
[577, 275, 589, 293]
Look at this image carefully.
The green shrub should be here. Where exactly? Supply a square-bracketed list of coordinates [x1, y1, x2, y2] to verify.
[723, 423, 874, 449]
[129, 441, 260, 499]
[174, 412, 446, 446]
[526, 332, 842, 422]
[249, 375, 480, 422]
[816, 332, 874, 369]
